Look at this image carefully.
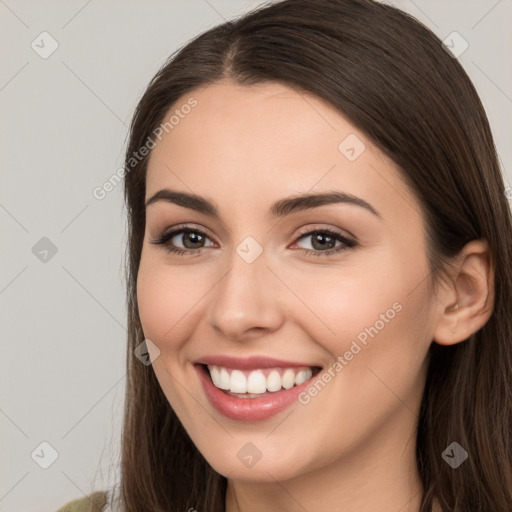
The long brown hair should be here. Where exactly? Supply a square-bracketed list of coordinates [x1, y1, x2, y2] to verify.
[119, 0, 512, 510]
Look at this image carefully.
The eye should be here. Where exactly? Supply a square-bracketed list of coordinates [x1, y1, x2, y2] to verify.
[149, 226, 214, 256]
[149, 225, 357, 257]
[292, 227, 357, 257]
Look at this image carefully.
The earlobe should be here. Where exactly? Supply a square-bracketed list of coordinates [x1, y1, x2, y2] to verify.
[433, 300, 463, 346]
[433, 239, 495, 346]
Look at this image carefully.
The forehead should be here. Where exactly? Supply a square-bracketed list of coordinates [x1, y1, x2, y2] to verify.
[145, 80, 421, 224]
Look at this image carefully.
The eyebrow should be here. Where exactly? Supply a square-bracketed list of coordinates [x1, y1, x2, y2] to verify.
[144, 188, 381, 219]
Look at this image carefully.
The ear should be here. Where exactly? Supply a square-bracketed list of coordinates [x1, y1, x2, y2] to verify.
[433, 239, 495, 346]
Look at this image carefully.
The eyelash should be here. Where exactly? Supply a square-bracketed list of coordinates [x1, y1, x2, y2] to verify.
[150, 225, 357, 258]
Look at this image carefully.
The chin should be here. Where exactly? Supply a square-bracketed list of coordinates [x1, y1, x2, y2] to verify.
[197, 439, 311, 483]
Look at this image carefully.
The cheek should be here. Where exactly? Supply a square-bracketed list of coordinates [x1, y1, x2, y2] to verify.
[308, 261, 431, 424]
[136, 255, 220, 357]
[136, 261, 199, 409]
[283, 256, 403, 352]
[136, 260, 190, 348]
[285, 248, 431, 387]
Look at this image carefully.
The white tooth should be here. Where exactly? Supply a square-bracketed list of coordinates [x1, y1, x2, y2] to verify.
[209, 366, 315, 394]
[219, 367, 231, 390]
[208, 365, 221, 387]
[281, 368, 295, 389]
[294, 368, 312, 385]
[247, 370, 267, 394]
[230, 370, 247, 393]
[294, 370, 307, 385]
[266, 370, 282, 392]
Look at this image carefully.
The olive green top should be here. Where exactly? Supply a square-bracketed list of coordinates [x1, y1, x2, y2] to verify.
[55, 491, 109, 512]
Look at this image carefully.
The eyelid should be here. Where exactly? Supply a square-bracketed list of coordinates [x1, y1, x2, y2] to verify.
[151, 223, 355, 244]
[152, 223, 217, 243]
[293, 224, 355, 242]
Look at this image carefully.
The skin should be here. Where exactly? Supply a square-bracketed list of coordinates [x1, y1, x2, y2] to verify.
[136, 80, 494, 512]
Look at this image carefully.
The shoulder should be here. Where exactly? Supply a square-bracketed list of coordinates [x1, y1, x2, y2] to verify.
[55, 490, 109, 512]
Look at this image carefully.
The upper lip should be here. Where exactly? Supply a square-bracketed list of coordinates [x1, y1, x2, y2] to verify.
[194, 355, 320, 371]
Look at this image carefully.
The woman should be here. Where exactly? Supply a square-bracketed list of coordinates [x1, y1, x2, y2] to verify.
[57, 0, 512, 510]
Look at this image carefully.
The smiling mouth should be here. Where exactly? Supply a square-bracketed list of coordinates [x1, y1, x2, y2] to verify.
[198, 363, 322, 398]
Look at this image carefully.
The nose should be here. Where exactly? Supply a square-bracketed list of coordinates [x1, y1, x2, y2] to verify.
[208, 248, 284, 341]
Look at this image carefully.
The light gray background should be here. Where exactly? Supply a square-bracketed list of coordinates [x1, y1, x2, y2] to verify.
[0, 1, 510, 510]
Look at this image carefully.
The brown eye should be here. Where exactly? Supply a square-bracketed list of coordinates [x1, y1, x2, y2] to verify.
[293, 228, 357, 257]
[150, 227, 214, 255]
[175, 231, 206, 249]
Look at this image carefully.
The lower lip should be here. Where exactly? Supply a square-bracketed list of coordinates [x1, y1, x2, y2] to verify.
[195, 364, 317, 422]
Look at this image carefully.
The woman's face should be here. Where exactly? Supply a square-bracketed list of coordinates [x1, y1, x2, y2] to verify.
[137, 80, 437, 482]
